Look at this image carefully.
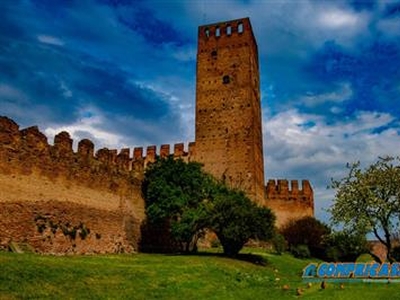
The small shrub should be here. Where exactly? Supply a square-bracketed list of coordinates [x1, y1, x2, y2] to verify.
[281, 216, 330, 259]
[272, 233, 286, 255]
[208, 188, 275, 257]
[324, 231, 368, 262]
[291, 244, 311, 259]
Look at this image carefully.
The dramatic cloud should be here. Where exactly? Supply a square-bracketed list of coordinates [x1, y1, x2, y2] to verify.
[1, 0, 400, 222]
[263, 108, 400, 221]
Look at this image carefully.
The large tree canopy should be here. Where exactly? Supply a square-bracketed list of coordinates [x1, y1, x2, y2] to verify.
[208, 187, 275, 256]
[141, 156, 276, 255]
[329, 156, 400, 262]
[141, 156, 213, 252]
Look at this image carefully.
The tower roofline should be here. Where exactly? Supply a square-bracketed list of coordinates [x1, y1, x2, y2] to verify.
[197, 17, 258, 58]
[198, 17, 251, 29]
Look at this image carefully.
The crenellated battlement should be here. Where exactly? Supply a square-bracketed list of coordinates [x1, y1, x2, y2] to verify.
[265, 179, 314, 227]
[198, 17, 256, 45]
[0, 115, 314, 229]
[0, 116, 196, 174]
[265, 179, 313, 200]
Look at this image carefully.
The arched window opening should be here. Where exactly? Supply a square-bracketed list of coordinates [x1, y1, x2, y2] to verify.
[215, 27, 220, 37]
[211, 50, 217, 58]
[204, 28, 210, 37]
[226, 25, 232, 35]
[238, 22, 244, 33]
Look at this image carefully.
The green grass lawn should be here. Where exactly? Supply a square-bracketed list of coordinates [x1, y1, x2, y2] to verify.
[0, 249, 398, 299]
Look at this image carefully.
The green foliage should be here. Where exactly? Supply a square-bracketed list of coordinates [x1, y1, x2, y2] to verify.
[290, 244, 311, 259]
[391, 246, 400, 262]
[329, 156, 400, 262]
[141, 156, 276, 256]
[281, 216, 330, 259]
[324, 230, 368, 262]
[272, 233, 286, 255]
[208, 188, 275, 256]
[141, 156, 213, 252]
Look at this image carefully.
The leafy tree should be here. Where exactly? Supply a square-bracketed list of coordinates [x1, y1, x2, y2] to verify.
[141, 156, 213, 253]
[207, 187, 275, 256]
[272, 233, 286, 255]
[141, 156, 276, 256]
[329, 157, 400, 262]
[281, 216, 330, 259]
[324, 230, 368, 262]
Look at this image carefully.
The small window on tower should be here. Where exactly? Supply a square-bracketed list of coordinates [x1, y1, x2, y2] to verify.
[211, 50, 217, 58]
[222, 75, 230, 84]
[204, 28, 210, 37]
[238, 22, 244, 33]
[226, 25, 232, 35]
[215, 27, 220, 37]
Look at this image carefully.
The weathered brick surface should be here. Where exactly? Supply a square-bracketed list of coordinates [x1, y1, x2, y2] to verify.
[193, 18, 314, 225]
[0, 201, 137, 254]
[265, 179, 314, 227]
[194, 18, 265, 205]
[0, 116, 144, 253]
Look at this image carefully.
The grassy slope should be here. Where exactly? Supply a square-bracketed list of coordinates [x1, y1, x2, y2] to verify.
[0, 250, 397, 299]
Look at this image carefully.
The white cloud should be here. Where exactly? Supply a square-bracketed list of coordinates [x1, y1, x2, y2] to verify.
[37, 34, 65, 46]
[129, 78, 195, 143]
[170, 45, 197, 62]
[318, 9, 360, 29]
[44, 108, 125, 149]
[60, 81, 72, 98]
[301, 83, 353, 107]
[263, 109, 400, 221]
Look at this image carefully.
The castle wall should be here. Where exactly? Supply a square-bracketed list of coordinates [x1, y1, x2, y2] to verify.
[0, 16, 316, 252]
[0, 116, 193, 253]
[265, 179, 314, 227]
[0, 114, 314, 253]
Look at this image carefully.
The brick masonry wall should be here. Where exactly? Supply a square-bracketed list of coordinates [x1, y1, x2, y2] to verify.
[1, 109, 314, 254]
[0, 201, 136, 254]
[265, 179, 314, 227]
[0, 116, 144, 253]
[194, 18, 265, 205]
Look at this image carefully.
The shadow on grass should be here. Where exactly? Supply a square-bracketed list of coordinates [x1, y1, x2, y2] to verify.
[164, 251, 269, 266]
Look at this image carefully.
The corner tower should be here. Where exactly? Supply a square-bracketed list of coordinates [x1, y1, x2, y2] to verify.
[194, 18, 265, 204]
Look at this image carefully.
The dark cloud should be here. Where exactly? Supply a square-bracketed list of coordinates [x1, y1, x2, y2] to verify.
[0, 1, 179, 137]
[348, 0, 377, 11]
[383, 2, 400, 18]
[74, 63, 170, 119]
[117, 7, 188, 46]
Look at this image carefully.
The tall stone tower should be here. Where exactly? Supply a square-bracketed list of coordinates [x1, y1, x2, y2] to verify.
[194, 18, 265, 204]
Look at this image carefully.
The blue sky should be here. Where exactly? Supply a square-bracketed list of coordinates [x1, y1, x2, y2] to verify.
[1, 0, 400, 222]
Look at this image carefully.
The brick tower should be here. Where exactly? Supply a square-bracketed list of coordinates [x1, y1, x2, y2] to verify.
[194, 18, 265, 204]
